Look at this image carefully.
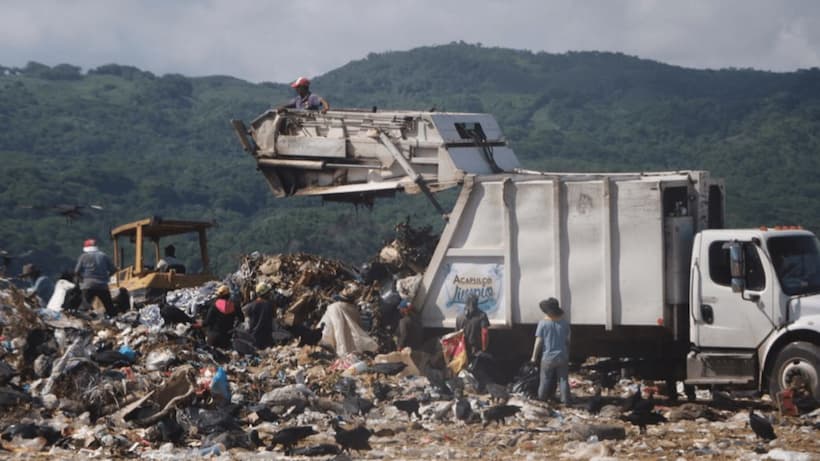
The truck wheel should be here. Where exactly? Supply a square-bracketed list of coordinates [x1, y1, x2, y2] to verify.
[768, 341, 820, 400]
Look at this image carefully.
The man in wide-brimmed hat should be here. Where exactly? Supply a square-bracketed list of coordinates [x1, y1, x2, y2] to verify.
[20, 263, 54, 307]
[530, 297, 571, 404]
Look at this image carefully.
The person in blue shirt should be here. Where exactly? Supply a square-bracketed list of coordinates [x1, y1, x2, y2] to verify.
[20, 263, 54, 307]
[530, 297, 571, 404]
[277, 76, 329, 113]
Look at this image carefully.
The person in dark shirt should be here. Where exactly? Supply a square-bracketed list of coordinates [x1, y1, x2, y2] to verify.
[74, 238, 117, 317]
[455, 294, 490, 361]
[203, 284, 240, 348]
[241, 281, 275, 350]
[396, 300, 423, 350]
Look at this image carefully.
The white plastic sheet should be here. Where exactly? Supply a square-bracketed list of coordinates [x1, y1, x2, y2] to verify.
[319, 301, 378, 356]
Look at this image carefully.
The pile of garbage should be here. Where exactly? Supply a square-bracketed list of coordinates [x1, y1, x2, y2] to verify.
[1, 224, 819, 459]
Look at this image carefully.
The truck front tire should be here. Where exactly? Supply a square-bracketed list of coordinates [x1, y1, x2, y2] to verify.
[768, 341, 820, 400]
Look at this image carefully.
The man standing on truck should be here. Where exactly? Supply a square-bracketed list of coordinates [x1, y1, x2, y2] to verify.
[74, 238, 118, 318]
[531, 297, 571, 404]
[277, 76, 329, 113]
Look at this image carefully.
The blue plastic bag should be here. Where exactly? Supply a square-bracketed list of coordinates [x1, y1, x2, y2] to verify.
[118, 345, 137, 362]
[210, 367, 230, 402]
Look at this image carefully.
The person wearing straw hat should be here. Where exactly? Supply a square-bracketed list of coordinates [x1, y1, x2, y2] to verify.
[531, 297, 572, 404]
[20, 263, 54, 307]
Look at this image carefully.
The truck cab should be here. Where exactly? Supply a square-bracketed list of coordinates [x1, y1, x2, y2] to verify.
[688, 227, 820, 398]
[109, 217, 217, 304]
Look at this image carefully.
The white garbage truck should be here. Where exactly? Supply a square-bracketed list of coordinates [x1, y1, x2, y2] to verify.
[233, 108, 820, 398]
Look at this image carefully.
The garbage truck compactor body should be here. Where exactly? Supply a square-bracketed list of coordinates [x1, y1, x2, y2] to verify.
[234, 109, 820, 397]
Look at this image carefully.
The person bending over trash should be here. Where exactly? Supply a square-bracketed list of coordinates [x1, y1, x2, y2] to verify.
[74, 239, 118, 317]
[530, 297, 571, 404]
[19, 263, 54, 307]
[396, 299, 423, 350]
[203, 284, 241, 348]
[239, 281, 275, 350]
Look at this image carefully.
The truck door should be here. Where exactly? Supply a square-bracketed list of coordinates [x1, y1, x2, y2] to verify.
[694, 238, 776, 349]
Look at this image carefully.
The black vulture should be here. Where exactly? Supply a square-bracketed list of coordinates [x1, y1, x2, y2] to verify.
[332, 420, 372, 453]
[482, 404, 521, 426]
[749, 409, 776, 441]
[269, 425, 317, 451]
[393, 398, 421, 420]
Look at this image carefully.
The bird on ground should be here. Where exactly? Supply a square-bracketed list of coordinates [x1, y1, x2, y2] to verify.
[372, 381, 391, 401]
[749, 409, 777, 441]
[268, 425, 317, 452]
[332, 420, 372, 453]
[587, 386, 604, 415]
[160, 304, 195, 324]
[153, 416, 185, 444]
[631, 389, 655, 415]
[289, 322, 325, 347]
[343, 395, 374, 417]
[393, 398, 421, 420]
[334, 377, 358, 398]
[486, 382, 510, 404]
[666, 403, 723, 422]
[1, 423, 62, 445]
[91, 350, 133, 367]
[367, 362, 406, 378]
[482, 404, 521, 426]
[288, 443, 341, 457]
[0, 360, 16, 386]
[623, 384, 643, 412]
[620, 410, 667, 434]
[455, 396, 473, 422]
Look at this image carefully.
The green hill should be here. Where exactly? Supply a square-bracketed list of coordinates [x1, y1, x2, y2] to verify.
[1, 43, 819, 276]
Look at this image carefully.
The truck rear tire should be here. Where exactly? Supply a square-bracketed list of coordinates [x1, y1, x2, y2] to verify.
[768, 341, 820, 400]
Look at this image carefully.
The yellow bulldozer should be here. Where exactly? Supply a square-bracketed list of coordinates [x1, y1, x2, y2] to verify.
[109, 216, 217, 305]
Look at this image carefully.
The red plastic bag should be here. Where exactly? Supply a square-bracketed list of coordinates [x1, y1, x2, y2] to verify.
[441, 330, 468, 374]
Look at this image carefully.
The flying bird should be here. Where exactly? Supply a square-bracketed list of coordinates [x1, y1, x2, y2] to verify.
[20, 203, 104, 223]
[749, 409, 776, 441]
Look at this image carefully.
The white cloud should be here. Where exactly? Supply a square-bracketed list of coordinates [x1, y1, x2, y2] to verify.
[1, 0, 818, 83]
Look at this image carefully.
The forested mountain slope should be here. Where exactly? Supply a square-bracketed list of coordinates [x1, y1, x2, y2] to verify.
[1, 43, 818, 275]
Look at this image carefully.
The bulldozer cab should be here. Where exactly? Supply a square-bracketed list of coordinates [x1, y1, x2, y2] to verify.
[109, 216, 217, 304]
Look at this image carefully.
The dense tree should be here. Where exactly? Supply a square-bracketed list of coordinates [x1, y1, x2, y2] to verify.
[1, 43, 819, 275]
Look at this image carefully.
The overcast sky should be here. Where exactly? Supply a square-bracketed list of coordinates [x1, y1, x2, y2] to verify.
[1, 0, 819, 84]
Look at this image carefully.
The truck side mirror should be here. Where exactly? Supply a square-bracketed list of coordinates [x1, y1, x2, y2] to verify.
[727, 241, 745, 293]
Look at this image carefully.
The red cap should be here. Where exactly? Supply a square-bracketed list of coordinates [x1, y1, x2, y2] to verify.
[290, 76, 310, 88]
[84, 239, 96, 247]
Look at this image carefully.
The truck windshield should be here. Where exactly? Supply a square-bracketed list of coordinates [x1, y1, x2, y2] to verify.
[767, 235, 820, 296]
